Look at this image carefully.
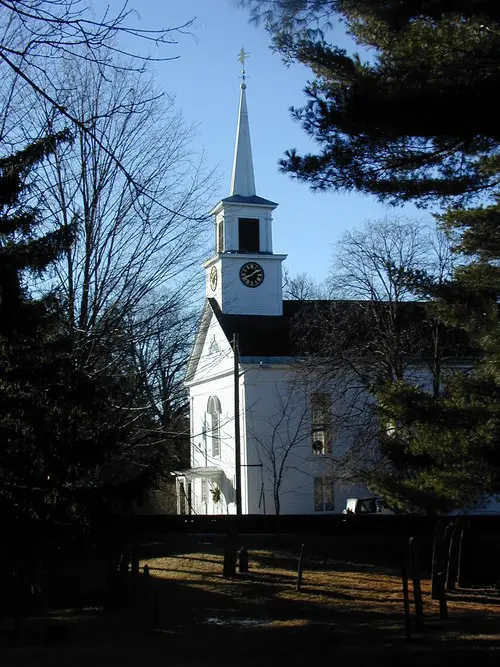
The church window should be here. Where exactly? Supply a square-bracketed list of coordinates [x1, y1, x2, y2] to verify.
[314, 476, 334, 512]
[311, 392, 332, 455]
[238, 217, 259, 253]
[207, 395, 222, 458]
[212, 413, 221, 458]
[201, 479, 209, 506]
[217, 220, 224, 252]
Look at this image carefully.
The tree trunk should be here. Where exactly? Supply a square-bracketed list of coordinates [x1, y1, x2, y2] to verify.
[274, 490, 281, 537]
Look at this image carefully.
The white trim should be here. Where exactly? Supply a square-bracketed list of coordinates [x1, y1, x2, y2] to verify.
[209, 199, 278, 216]
[185, 367, 234, 389]
[203, 252, 287, 269]
[180, 467, 223, 482]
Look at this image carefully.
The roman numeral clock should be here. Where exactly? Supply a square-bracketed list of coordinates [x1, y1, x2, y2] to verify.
[240, 261, 264, 288]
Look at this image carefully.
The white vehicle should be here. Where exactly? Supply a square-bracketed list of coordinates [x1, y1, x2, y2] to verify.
[344, 495, 500, 516]
[342, 497, 394, 515]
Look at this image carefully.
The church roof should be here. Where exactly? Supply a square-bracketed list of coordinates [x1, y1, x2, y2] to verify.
[220, 194, 278, 207]
[209, 298, 302, 357]
[208, 298, 473, 361]
[208, 73, 278, 219]
[230, 82, 256, 197]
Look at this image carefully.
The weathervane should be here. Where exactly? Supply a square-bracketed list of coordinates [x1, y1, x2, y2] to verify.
[238, 47, 250, 83]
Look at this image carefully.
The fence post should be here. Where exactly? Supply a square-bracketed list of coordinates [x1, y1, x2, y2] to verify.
[446, 523, 460, 591]
[457, 524, 471, 588]
[431, 521, 444, 600]
[401, 562, 412, 641]
[238, 546, 249, 574]
[433, 524, 450, 619]
[409, 537, 424, 629]
[296, 544, 305, 591]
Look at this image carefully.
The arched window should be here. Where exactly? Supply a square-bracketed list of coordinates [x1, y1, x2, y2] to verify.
[207, 395, 222, 458]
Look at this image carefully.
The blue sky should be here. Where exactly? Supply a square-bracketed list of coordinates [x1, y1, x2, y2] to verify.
[110, 0, 431, 283]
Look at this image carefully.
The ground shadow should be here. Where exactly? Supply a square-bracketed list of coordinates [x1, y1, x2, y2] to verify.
[1, 535, 499, 667]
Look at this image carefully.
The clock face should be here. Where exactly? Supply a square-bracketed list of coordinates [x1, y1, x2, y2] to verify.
[209, 266, 218, 291]
[240, 262, 264, 288]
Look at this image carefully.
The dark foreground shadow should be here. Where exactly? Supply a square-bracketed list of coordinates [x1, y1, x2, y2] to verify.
[1, 538, 499, 667]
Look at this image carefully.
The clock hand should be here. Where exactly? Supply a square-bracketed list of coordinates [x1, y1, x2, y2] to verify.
[245, 269, 260, 280]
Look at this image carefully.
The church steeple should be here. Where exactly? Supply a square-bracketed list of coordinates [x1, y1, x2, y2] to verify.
[204, 50, 286, 317]
[230, 81, 256, 197]
[230, 48, 255, 197]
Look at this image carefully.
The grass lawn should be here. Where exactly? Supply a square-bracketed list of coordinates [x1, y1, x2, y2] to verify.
[1, 535, 499, 666]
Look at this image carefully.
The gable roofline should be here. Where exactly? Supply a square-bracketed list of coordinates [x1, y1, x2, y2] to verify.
[184, 300, 214, 383]
[209, 195, 278, 216]
[221, 194, 278, 207]
[207, 297, 473, 360]
[208, 297, 299, 357]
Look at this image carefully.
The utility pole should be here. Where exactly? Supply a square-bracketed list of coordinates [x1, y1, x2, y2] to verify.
[233, 333, 242, 518]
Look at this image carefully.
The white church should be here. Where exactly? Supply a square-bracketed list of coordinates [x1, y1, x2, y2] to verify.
[170, 47, 500, 519]
[177, 67, 372, 516]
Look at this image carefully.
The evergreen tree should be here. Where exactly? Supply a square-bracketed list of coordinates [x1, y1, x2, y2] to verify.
[0, 137, 156, 524]
[1, 134, 75, 520]
[365, 200, 500, 513]
[0, 133, 73, 326]
[241, 0, 500, 205]
[241, 0, 500, 511]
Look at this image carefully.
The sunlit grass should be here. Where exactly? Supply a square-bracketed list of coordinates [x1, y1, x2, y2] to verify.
[140, 548, 500, 639]
[3, 545, 499, 667]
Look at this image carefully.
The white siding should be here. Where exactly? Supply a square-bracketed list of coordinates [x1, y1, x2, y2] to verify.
[242, 366, 374, 515]
[217, 203, 275, 254]
[186, 313, 466, 516]
[205, 253, 286, 316]
[189, 312, 234, 385]
[188, 315, 246, 515]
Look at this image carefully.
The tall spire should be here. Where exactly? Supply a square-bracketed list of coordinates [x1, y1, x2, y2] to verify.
[230, 48, 256, 197]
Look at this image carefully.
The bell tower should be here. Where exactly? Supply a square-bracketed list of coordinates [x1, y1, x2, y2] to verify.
[204, 49, 286, 316]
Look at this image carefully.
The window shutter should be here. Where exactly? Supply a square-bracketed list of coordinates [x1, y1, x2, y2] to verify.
[314, 477, 323, 512]
[324, 479, 334, 511]
[217, 221, 224, 252]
